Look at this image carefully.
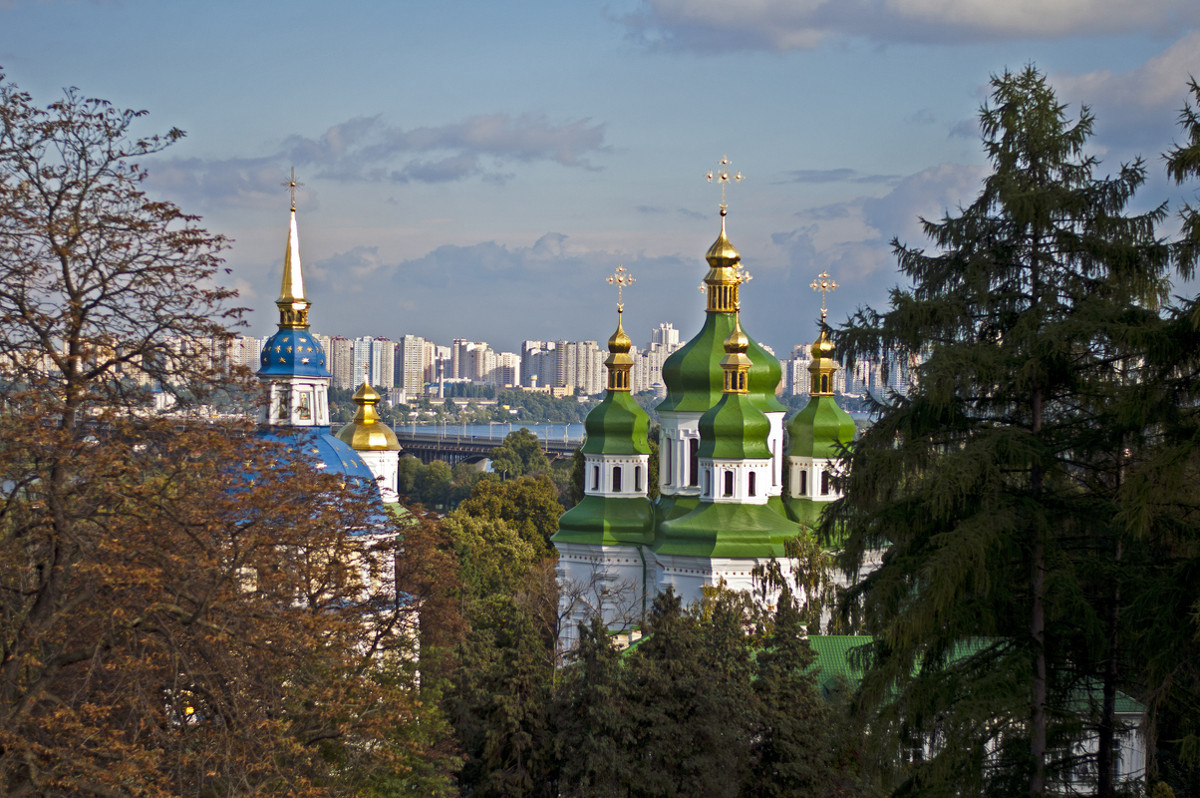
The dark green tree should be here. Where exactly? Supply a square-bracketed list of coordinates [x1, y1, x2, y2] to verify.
[456, 473, 564, 558]
[490, 427, 551, 479]
[748, 585, 836, 798]
[826, 66, 1169, 797]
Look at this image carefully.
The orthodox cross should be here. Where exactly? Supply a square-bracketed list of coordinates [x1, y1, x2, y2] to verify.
[810, 270, 838, 321]
[607, 265, 635, 311]
[706, 155, 743, 212]
[282, 167, 304, 210]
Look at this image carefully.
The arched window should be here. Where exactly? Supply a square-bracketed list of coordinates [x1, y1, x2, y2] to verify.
[748, 471, 757, 497]
[613, 466, 622, 493]
[664, 443, 672, 485]
[820, 470, 831, 496]
[723, 470, 734, 497]
[821, 374, 829, 393]
[592, 465, 600, 491]
[634, 466, 642, 492]
[799, 470, 808, 496]
[704, 470, 711, 497]
[689, 439, 699, 487]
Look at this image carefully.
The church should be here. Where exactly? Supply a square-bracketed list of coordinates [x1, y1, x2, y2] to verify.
[255, 178, 405, 598]
[552, 196, 856, 647]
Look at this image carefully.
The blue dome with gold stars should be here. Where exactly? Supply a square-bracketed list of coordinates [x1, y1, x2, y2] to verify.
[259, 329, 328, 378]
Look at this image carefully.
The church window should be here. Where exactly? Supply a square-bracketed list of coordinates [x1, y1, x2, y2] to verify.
[634, 466, 642, 492]
[724, 470, 734, 497]
[821, 374, 829, 393]
[821, 471, 831, 495]
[613, 466, 622, 492]
[592, 466, 600, 491]
[704, 470, 711, 497]
[748, 471, 756, 497]
[664, 443, 672, 485]
[689, 439, 699, 487]
[800, 470, 808, 496]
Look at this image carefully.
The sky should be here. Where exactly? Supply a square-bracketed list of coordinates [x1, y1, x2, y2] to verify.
[3, 0, 1200, 356]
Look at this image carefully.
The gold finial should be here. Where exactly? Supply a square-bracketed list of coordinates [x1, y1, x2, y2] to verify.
[810, 270, 838, 322]
[282, 167, 304, 211]
[606, 265, 635, 311]
[705, 155, 743, 214]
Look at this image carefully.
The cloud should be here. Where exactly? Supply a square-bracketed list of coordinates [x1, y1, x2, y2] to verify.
[1056, 32, 1200, 113]
[282, 113, 610, 184]
[621, 0, 1200, 51]
[782, 167, 901, 185]
[767, 162, 987, 317]
[146, 112, 611, 205]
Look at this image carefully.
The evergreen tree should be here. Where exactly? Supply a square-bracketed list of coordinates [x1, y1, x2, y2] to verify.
[826, 66, 1168, 797]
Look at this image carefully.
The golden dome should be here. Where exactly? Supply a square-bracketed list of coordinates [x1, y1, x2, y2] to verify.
[724, 313, 750, 356]
[705, 210, 741, 270]
[335, 378, 401, 452]
[811, 328, 836, 360]
[608, 311, 633, 355]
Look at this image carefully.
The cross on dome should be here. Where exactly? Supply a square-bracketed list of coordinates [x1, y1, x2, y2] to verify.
[705, 155, 743, 213]
[282, 166, 304, 211]
[607, 265, 635, 311]
[810, 270, 839, 321]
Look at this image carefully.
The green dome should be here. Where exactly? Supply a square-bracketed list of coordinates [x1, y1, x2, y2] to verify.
[699, 393, 772, 460]
[554, 494, 655, 546]
[658, 312, 785, 416]
[582, 391, 651, 455]
[787, 395, 856, 458]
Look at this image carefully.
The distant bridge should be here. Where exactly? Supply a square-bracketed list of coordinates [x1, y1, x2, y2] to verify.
[394, 430, 582, 466]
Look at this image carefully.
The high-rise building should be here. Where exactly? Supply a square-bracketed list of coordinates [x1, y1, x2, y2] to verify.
[396, 334, 428, 395]
[326, 336, 354, 389]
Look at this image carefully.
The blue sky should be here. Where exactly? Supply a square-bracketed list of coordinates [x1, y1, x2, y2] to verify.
[3, 0, 1199, 355]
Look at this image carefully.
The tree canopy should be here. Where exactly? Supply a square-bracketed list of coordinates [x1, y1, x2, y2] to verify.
[826, 66, 1170, 797]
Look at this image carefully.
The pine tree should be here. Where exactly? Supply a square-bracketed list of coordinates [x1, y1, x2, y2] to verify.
[827, 66, 1168, 797]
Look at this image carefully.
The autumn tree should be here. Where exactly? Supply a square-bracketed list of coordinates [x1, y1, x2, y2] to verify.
[827, 67, 1169, 797]
[0, 75, 455, 795]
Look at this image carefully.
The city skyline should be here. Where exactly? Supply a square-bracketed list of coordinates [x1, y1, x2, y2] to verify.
[3, 2, 1199, 355]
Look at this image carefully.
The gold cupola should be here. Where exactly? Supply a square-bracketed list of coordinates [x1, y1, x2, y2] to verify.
[606, 308, 635, 392]
[808, 270, 840, 396]
[720, 307, 753, 394]
[336, 377, 402, 452]
[808, 328, 838, 396]
[276, 171, 311, 330]
[703, 207, 741, 314]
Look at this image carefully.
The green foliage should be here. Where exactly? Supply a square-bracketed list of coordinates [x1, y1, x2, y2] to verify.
[552, 587, 863, 797]
[456, 474, 564, 559]
[490, 427, 551, 479]
[443, 512, 540, 597]
[826, 66, 1169, 796]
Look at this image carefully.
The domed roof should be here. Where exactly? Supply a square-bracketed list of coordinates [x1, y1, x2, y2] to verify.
[258, 329, 329, 378]
[336, 379, 402, 452]
[258, 428, 379, 490]
[811, 328, 836, 360]
[659, 313, 785, 414]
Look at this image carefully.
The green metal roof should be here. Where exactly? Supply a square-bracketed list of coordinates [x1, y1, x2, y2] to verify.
[787, 395, 856, 458]
[655, 501, 797, 559]
[554, 494, 656, 546]
[699, 393, 772, 460]
[658, 312, 785, 415]
[581, 390, 651, 455]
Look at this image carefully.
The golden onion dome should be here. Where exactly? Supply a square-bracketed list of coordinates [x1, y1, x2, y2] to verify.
[335, 378, 401, 452]
[811, 328, 836, 360]
[725, 314, 750, 355]
[608, 312, 633, 355]
[705, 210, 741, 271]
